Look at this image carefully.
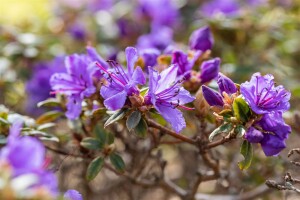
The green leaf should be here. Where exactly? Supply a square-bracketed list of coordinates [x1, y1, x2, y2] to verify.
[104, 108, 128, 128]
[37, 123, 56, 131]
[110, 153, 125, 172]
[126, 111, 141, 131]
[86, 156, 104, 181]
[234, 125, 246, 138]
[238, 140, 253, 170]
[232, 96, 251, 122]
[92, 108, 107, 117]
[0, 117, 9, 125]
[37, 98, 61, 108]
[36, 111, 63, 125]
[107, 132, 114, 145]
[94, 125, 106, 142]
[22, 130, 59, 142]
[134, 118, 148, 138]
[209, 123, 233, 142]
[80, 137, 102, 150]
[219, 109, 233, 120]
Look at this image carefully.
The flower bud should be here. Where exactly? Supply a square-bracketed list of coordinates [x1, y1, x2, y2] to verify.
[217, 73, 237, 95]
[199, 58, 220, 83]
[189, 26, 214, 51]
[202, 85, 224, 107]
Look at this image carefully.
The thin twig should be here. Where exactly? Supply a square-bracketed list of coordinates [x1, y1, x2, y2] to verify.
[146, 118, 196, 145]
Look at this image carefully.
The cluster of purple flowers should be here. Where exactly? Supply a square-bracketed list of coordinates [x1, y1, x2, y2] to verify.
[50, 26, 220, 133]
[202, 72, 291, 156]
[241, 73, 291, 156]
[0, 121, 82, 199]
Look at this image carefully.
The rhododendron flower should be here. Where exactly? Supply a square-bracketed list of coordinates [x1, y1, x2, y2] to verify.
[140, 48, 160, 70]
[137, 26, 173, 51]
[98, 47, 146, 110]
[0, 121, 58, 195]
[50, 53, 97, 119]
[240, 73, 290, 114]
[245, 112, 291, 156]
[26, 56, 65, 115]
[144, 65, 195, 133]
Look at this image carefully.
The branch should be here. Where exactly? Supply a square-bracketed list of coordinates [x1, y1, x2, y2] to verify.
[205, 136, 233, 149]
[45, 145, 85, 158]
[146, 118, 196, 145]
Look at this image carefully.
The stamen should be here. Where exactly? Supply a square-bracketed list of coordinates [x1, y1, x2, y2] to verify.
[96, 62, 126, 86]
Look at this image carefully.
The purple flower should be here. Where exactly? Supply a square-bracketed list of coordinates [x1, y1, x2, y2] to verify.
[0, 121, 58, 195]
[98, 47, 146, 110]
[199, 58, 220, 83]
[68, 23, 86, 41]
[189, 26, 214, 52]
[137, 26, 173, 51]
[240, 73, 290, 114]
[202, 85, 224, 107]
[217, 73, 237, 95]
[26, 57, 65, 115]
[171, 50, 202, 79]
[136, 0, 179, 27]
[200, 0, 240, 18]
[140, 48, 160, 70]
[245, 112, 291, 156]
[64, 189, 83, 200]
[144, 65, 195, 133]
[50, 50, 99, 119]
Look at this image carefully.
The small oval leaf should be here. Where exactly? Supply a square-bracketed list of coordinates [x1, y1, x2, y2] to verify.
[80, 137, 102, 150]
[37, 98, 61, 108]
[209, 123, 233, 142]
[238, 140, 253, 170]
[110, 153, 125, 173]
[104, 108, 128, 128]
[134, 118, 148, 138]
[234, 125, 246, 138]
[86, 156, 104, 181]
[36, 111, 63, 125]
[232, 96, 251, 123]
[126, 111, 141, 131]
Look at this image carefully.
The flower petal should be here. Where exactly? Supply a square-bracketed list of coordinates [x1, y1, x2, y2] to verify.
[132, 66, 146, 85]
[155, 104, 186, 133]
[66, 95, 82, 120]
[86, 46, 109, 69]
[125, 47, 138, 76]
[244, 127, 264, 143]
[260, 134, 286, 156]
[257, 112, 291, 140]
[156, 65, 178, 93]
[103, 91, 127, 110]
